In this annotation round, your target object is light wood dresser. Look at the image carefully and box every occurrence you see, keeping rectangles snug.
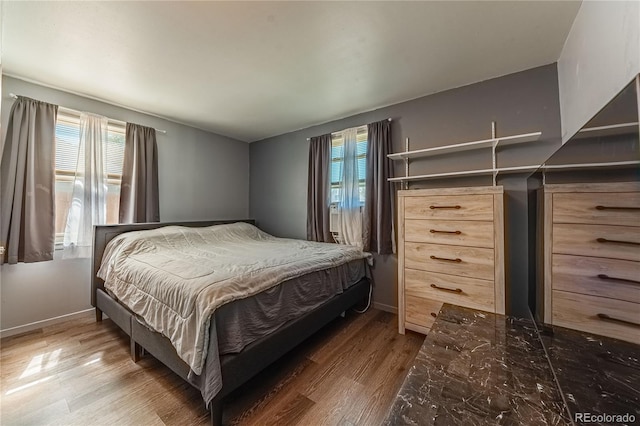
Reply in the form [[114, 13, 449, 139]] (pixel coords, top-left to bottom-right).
[[543, 182, 640, 344], [397, 186, 506, 335]]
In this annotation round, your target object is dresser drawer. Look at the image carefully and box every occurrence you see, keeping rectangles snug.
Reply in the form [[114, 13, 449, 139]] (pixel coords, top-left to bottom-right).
[[553, 192, 640, 227], [552, 223, 640, 262], [405, 242, 494, 281], [405, 268, 495, 312], [404, 219, 494, 248], [405, 294, 443, 333], [404, 194, 494, 221], [552, 254, 640, 303], [552, 291, 640, 344]]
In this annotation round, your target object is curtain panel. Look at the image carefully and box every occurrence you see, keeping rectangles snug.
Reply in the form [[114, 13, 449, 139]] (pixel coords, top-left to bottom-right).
[[0, 97, 58, 264], [306, 133, 333, 242], [364, 119, 395, 254], [63, 113, 109, 258], [337, 127, 363, 248], [119, 123, 159, 223]]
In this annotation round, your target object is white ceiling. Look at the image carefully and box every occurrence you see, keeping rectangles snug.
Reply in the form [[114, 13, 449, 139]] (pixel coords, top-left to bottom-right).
[[2, 1, 581, 142]]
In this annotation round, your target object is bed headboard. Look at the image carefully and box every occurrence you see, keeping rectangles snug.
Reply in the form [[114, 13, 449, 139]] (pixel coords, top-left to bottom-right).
[[91, 219, 256, 307]]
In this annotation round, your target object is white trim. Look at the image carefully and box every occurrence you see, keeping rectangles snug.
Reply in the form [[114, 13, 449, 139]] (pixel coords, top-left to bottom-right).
[[373, 301, 397, 314], [0, 308, 94, 339]]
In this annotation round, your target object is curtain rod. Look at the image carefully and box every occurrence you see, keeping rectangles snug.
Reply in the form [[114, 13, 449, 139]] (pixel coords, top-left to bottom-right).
[[9, 93, 167, 134], [306, 118, 392, 141]]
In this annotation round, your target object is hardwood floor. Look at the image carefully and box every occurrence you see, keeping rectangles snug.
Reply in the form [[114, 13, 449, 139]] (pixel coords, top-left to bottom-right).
[[1, 309, 423, 425]]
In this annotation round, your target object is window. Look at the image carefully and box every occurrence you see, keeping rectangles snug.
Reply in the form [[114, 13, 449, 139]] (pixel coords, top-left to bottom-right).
[[330, 125, 368, 204], [54, 109, 125, 244]]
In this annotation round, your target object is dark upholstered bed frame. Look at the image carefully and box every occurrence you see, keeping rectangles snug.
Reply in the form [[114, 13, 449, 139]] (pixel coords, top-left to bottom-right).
[[91, 220, 370, 425]]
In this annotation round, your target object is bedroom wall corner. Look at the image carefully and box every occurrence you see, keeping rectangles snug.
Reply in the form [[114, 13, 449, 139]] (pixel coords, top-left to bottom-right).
[[0, 76, 250, 334], [249, 64, 563, 317]]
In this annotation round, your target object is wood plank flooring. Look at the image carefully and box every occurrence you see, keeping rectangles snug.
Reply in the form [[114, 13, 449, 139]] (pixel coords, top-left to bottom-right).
[[1, 309, 424, 425]]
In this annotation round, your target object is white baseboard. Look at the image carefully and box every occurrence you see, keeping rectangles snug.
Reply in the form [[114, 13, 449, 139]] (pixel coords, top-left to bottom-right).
[[0, 308, 94, 339], [373, 301, 398, 314]]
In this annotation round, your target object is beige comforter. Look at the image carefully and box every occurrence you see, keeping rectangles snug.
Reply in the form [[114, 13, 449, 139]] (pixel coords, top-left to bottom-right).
[[97, 222, 369, 375]]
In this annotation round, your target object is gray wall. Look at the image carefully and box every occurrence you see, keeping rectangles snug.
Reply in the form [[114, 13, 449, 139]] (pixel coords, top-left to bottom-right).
[[0, 76, 250, 333], [250, 64, 563, 317]]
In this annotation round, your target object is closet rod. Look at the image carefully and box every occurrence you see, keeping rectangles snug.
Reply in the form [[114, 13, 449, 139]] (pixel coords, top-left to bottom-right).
[[9, 93, 167, 134], [306, 118, 392, 141]]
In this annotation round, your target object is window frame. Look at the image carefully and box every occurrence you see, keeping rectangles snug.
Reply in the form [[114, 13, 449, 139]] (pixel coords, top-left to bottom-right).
[[54, 108, 126, 246], [330, 125, 368, 205]]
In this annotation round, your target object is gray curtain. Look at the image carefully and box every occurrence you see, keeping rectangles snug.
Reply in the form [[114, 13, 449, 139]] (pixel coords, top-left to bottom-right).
[[119, 123, 159, 223], [306, 133, 333, 242], [0, 97, 58, 264], [364, 119, 395, 254]]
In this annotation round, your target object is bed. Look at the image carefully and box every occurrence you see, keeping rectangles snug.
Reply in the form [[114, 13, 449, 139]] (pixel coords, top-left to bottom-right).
[[91, 219, 371, 425]]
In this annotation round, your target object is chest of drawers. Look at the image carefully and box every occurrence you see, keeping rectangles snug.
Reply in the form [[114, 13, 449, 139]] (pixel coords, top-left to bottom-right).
[[543, 182, 640, 344], [397, 186, 505, 335]]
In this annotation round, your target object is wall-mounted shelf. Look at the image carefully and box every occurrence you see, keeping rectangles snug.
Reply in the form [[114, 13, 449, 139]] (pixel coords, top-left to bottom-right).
[[388, 168, 494, 182], [388, 164, 542, 183], [496, 165, 541, 174], [387, 131, 541, 161], [540, 160, 640, 185], [387, 122, 542, 186], [573, 122, 639, 140], [542, 160, 640, 172]]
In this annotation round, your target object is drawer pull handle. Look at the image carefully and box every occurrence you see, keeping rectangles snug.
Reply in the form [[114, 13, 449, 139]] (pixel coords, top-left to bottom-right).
[[596, 237, 640, 246], [430, 312, 438, 318], [595, 205, 640, 211], [430, 255, 462, 263], [596, 313, 640, 328], [430, 283, 463, 293], [430, 229, 462, 235], [430, 205, 461, 210], [597, 274, 640, 285]]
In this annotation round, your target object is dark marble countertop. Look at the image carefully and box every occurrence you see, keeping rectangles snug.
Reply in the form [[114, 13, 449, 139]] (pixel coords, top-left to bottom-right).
[[539, 325, 640, 424], [385, 305, 570, 425]]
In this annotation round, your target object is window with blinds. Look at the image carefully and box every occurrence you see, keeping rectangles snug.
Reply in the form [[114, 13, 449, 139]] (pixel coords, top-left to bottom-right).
[[330, 125, 367, 204], [54, 109, 126, 242]]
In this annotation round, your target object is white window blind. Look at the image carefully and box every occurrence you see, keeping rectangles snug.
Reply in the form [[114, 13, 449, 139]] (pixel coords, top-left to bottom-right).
[[55, 109, 126, 177], [330, 125, 367, 203]]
